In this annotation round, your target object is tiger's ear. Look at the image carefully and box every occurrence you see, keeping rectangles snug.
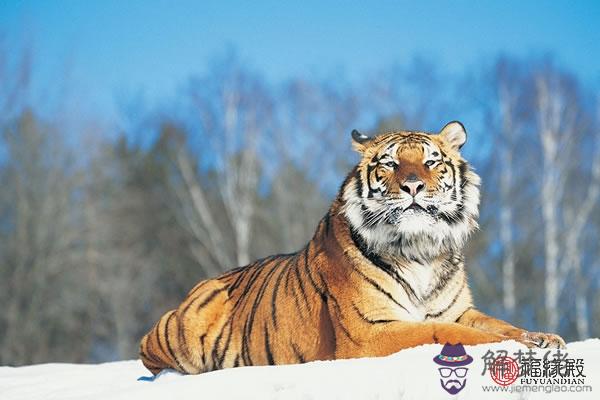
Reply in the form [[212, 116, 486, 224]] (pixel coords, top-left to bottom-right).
[[351, 129, 371, 153], [439, 121, 467, 150]]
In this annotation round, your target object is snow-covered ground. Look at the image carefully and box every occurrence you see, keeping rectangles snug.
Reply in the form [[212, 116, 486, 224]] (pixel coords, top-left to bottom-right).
[[1, 339, 598, 400]]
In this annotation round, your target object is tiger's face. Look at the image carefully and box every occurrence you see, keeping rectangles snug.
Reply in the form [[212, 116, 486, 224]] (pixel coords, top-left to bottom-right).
[[342, 122, 480, 260]]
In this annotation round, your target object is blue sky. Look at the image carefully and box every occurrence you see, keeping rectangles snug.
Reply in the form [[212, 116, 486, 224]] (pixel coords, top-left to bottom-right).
[[1, 0, 600, 124]]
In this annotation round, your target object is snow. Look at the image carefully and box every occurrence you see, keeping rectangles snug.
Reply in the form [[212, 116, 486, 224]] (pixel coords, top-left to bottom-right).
[[1, 339, 598, 400]]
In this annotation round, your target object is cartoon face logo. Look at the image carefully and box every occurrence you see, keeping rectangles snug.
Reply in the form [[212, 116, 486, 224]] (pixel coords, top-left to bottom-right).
[[433, 343, 473, 395]]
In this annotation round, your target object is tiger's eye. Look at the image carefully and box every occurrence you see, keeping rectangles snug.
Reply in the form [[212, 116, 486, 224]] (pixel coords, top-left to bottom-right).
[[424, 160, 435, 167], [385, 161, 396, 168]]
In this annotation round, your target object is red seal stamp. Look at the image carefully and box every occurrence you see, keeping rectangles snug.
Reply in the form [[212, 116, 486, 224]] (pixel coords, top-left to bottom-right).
[[489, 356, 519, 386]]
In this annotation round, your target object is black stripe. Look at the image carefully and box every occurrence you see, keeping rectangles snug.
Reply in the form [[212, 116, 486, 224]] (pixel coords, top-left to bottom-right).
[[422, 257, 461, 301], [246, 261, 281, 336], [219, 265, 247, 279], [302, 245, 325, 297], [366, 162, 379, 198], [218, 322, 234, 367], [241, 318, 253, 365], [230, 268, 261, 309], [354, 169, 363, 198], [438, 210, 463, 225], [186, 280, 209, 297], [291, 343, 306, 363], [140, 347, 164, 365], [317, 271, 330, 295], [456, 306, 475, 323], [398, 134, 430, 144], [294, 254, 310, 309], [264, 323, 275, 365], [328, 294, 359, 344], [271, 258, 292, 328], [211, 320, 229, 369], [228, 267, 251, 293], [195, 287, 227, 312], [323, 211, 332, 236], [176, 315, 190, 363], [350, 228, 418, 300], [241, 261, 281, 364], [352, 303, 396, 324], [424, 280, 466, 319], [458, 161, 470, 213], [231, 258, 272, 310], [458, 161, 468, 187], [199, 334, 207, 366], [284, 263, 292, 294], [450, 161, 458, 201], [288, 274, 305, 318], [140, 352, 162, 368], [350, 264, 409, 313], [164, 312, 185, 372], [360, 205, 384, 229], [154, 318, 167, 358]]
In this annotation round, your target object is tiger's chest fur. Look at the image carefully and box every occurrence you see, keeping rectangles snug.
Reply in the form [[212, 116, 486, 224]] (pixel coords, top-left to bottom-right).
[[347, 226, 472, 325], [373, 258, 471, 323]]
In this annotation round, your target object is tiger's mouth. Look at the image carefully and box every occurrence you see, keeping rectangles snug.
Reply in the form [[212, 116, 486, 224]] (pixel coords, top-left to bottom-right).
[[385, 202, 439, 224], [405, 202, 427, 212], [404, 202, 438, 215]]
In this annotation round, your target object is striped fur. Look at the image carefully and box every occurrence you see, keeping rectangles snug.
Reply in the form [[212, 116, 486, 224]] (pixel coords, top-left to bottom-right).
[[140, 122, 565, 375]]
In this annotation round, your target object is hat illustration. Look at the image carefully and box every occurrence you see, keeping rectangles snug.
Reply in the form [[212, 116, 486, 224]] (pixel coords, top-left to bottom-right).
[[433, 343, 473, 367]]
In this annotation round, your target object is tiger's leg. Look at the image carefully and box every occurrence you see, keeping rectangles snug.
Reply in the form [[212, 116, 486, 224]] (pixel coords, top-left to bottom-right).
[[335, 321, 506, 359], [457, 308, 566, 349], [139, 279, 231, 375]]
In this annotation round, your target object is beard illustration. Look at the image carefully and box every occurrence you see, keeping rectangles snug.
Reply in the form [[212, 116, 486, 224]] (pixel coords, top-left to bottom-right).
[[440, 378, 467, 395]]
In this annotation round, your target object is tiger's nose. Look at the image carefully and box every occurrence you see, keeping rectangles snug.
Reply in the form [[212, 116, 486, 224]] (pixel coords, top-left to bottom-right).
[[401, 176, 424, 196]]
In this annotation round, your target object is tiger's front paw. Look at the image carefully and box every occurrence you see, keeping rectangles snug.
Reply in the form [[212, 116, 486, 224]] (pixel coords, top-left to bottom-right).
[[518, 331, 566, 349]]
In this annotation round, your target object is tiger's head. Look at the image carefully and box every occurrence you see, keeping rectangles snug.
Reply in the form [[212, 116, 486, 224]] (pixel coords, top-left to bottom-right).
[[342, 121, 480, 261]]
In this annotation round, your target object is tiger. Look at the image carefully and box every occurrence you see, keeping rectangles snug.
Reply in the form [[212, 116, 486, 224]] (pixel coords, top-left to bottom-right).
[[140, 121, 565, 375]]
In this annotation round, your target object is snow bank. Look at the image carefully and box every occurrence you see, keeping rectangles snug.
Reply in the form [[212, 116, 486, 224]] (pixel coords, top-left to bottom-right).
[[1, 339, 598, 400]]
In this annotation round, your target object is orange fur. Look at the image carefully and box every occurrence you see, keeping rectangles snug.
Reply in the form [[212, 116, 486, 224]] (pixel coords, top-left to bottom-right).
[[140, 123, 564, 375]]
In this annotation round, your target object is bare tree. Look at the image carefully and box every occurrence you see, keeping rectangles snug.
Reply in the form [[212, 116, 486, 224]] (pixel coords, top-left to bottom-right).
[[495, 60, 519, 318], [536, 70, 570, 333], [164, 57, 272, 273], [558, 103, 600, 339], [171, 135, 236, 276], [534, 65, 596, 336]]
